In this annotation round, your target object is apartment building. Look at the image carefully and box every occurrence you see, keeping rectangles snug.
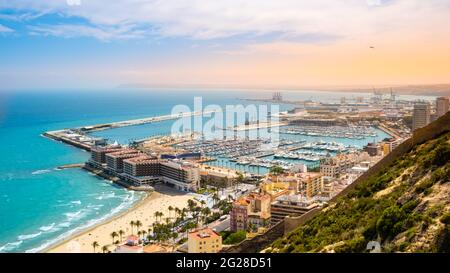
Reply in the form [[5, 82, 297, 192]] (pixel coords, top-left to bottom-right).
[[436, 97, 449, 118], [230, 192, 271, 232], [188, 228, 222, 253], [412, 102, 431, 131], [270, 195, 319, 225]]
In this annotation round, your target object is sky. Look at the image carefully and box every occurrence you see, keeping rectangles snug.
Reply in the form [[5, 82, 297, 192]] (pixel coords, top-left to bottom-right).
[[1, 0, 450, 90]]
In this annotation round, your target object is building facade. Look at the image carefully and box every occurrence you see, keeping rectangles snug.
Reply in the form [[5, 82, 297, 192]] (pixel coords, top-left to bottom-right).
[[160, 161, 200, 191], [188, 228, 222, 253], [105, 149, 141, 173], [436, 97, 449, 118], [230, 192, 271, 232], [412, 102, 431, 131], [270, 195, 319, 225]]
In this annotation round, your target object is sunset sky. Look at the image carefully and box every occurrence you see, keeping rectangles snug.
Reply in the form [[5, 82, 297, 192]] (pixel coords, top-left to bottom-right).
[[1, 0, 450, 90]]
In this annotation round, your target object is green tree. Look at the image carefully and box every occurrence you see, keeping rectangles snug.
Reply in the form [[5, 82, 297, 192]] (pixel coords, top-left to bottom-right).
[[101, 245, 108, 253], [110, 231, 118, 244], [269, 165, 284, 175], [223, 231, 247, 245], [129, 220, 135, 235], [118, 229, 125, 242], [135, 220, 143, 233], [91, 241, 99, 253]]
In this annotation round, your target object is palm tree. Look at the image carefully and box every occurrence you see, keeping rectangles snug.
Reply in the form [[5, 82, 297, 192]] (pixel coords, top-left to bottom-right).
[[129, 220, 135, 235], [137, 231, 142, 241], [135, 220, 143, 232], [185, 221, 197, 238], [228, 194, 234, 202], [91, 241, 99, 253], [118, 229, 125, 242], [174, 207, 181, 219], [181, 208, 188, 220], [141, 230, 147, 241], [187, 199, 196, 213], [154, 211, 159, 222], [235, 172, 244, 191], [168, 206, 174, 219], [110, 231, 118, 244], [212, 193, 219, 207], [101, 245, 108, 253], [193, 206, 202, 225], [201, 207, 211, 224]]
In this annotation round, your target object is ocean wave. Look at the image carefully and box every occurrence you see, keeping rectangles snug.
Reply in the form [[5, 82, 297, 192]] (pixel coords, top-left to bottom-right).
[[87, 204, 104, 211], [64, 210, 86, 221], [70, 200, 82, 205], [95, 192, 116, 200], [58, 222, 71, 228], [31, 169, 51, 175], [18, 232, 42, 241], [39, 223, 57, 232], [25, 191, 143, 253], [0, 241, 23, 253]]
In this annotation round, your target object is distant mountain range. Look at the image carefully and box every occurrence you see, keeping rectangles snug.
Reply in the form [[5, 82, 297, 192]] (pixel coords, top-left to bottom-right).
[[118, 83, 450, 97]]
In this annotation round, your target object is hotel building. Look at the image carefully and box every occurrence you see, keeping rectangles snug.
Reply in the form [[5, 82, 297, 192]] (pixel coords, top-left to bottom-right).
[[160, 161, 200, 192], [105, 149, 141, 173], [88, 145, 122, 167], [188, 228, 222, 253], [87, 147, 202, 192], [122, 155, 161, 185], [123, 156, 160, 177]]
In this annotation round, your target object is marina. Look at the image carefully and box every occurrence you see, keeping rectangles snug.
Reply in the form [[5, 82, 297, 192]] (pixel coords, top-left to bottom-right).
[[280, 125, 379, 139]]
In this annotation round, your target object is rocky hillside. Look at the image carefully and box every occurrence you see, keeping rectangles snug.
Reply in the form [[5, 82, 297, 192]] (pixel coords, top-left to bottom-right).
[[269, 131, 450, 253]]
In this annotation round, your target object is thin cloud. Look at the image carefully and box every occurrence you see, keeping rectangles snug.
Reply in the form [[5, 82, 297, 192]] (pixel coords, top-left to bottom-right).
[[27, 23, 149, 41], [0, 0, 449, 42], [0, 24, 14, 33]]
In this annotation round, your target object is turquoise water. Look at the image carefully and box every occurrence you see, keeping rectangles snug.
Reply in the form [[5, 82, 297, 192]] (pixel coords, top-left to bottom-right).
[[0, 89, 419, 252]]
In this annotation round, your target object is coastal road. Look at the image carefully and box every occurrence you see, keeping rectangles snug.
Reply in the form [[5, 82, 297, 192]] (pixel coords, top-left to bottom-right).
[[209, 216, 230, 233]]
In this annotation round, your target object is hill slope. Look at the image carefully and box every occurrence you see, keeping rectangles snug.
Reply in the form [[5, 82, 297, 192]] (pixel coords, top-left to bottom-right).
[[269, 131, 450, 253]]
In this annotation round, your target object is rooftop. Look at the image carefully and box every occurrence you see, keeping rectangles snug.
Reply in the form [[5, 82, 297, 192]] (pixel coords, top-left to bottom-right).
[[188, 228, 221, 240], [123, 155, 158, 164]]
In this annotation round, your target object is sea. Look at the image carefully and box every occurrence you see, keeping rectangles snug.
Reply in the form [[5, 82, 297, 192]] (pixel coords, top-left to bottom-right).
[[0, 89, 435, 252]]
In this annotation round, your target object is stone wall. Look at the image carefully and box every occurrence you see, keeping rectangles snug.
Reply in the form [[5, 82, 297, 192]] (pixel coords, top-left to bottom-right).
[[222, 220, 285, 253]]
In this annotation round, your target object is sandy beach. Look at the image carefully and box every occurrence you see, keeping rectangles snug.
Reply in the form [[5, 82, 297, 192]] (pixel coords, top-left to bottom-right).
[[45, 185, 194, 253]]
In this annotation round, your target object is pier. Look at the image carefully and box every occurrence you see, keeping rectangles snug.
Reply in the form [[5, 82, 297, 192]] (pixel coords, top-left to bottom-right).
[[43, 110, 217, 152], [56, 163, 85, 170], [77, 110, 217, 133]]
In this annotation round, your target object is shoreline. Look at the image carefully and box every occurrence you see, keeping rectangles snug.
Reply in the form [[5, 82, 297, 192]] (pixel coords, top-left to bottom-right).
[[44, 185, 193, 253], [40, 191, 150, 253]]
